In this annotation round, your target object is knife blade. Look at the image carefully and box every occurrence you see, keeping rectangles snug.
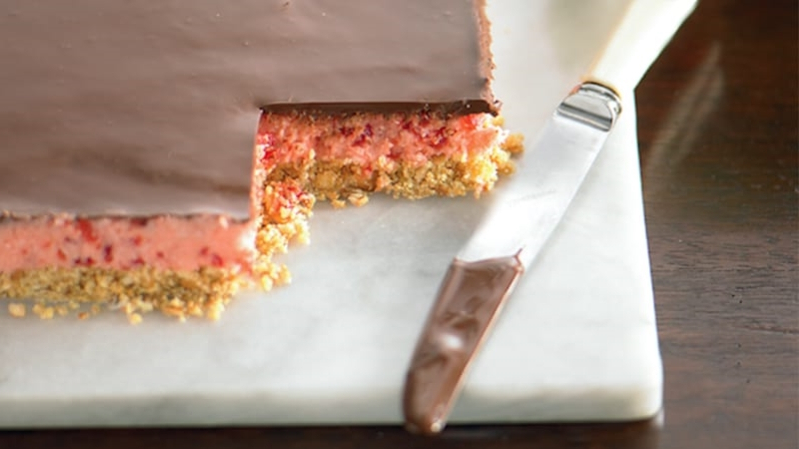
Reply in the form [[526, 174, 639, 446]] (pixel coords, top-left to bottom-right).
[[403, 0, 698, 434]]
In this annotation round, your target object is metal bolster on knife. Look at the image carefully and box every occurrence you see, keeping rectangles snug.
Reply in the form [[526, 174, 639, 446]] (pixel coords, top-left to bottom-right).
[[558, 83, 622, 132]]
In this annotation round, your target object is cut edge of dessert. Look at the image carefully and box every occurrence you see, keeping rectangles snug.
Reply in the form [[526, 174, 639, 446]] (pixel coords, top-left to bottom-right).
[[1, 109, 523, 323], [0, 0, 525, 323]]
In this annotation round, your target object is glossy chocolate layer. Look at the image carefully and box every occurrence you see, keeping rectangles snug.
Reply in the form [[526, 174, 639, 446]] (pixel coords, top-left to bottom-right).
[[0, 0, 495, 219], [403, 255, 523, 434]]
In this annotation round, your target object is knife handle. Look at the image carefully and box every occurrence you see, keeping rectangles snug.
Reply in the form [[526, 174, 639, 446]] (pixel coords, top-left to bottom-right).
[[584, 0, 698, 96], [403, 256, 524, 434]]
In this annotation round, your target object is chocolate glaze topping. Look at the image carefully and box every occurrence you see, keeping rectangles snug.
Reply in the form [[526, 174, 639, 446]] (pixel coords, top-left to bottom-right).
[[0, 0, 496, 219], [403, 255, 523, 434]]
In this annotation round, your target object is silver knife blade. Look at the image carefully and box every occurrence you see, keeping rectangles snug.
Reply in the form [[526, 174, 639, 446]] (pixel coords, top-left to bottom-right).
[[402, 82, 622, 435], [459, 83, 622, 269]]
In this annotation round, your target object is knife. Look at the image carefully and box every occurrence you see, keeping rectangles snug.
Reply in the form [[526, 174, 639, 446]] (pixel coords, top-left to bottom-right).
[[403, 0, 697, 434]]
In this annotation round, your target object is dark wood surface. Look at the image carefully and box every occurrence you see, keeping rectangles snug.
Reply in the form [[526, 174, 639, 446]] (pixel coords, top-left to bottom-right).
[[3, 1, 797, 448]]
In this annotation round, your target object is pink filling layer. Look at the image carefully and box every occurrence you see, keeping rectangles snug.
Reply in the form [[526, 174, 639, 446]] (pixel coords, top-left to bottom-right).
[[0, 215, 255, 272], [257, 112, 503, 171]]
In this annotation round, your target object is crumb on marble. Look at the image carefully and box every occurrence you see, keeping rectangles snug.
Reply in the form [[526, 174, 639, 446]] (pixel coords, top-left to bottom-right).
[[8, 302, 25, 318], [502, 132, 525, 155], [32, 303, 55, 320], [347, 191, 369, 207]]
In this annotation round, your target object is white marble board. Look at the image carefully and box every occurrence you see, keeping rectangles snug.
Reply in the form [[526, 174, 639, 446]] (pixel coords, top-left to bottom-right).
[[0, 0, 667, 427]]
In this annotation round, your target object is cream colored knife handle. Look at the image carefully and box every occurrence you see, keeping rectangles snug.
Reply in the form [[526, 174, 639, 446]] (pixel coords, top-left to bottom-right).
[[403, 256, 523, 435], [585, 0, 698, 96]]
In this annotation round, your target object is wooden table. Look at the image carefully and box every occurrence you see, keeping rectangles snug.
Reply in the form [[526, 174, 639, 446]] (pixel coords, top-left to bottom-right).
[[4, 1, 796, 447]]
